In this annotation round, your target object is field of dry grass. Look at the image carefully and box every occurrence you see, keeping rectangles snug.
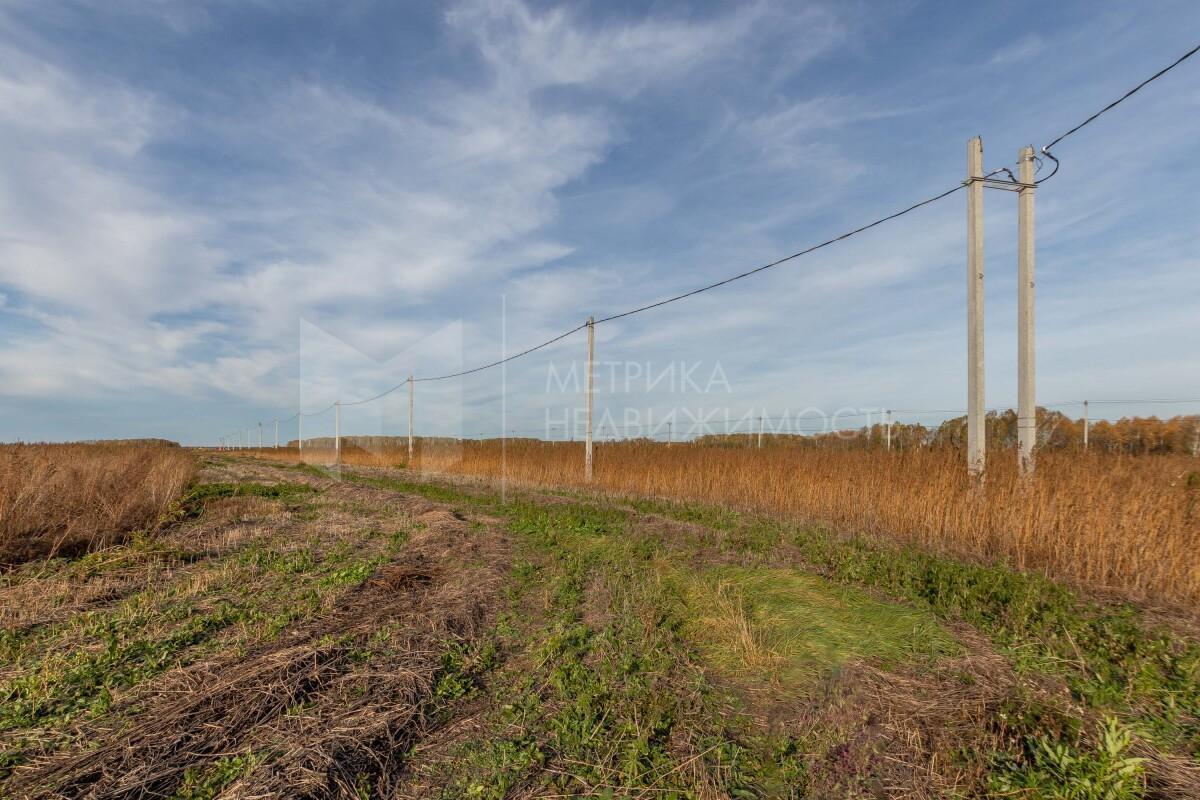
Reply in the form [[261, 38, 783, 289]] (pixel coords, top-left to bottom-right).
[[0, 442, 195, 566], [4, 453, 1196, 796], [243, 439, 1200, 608]]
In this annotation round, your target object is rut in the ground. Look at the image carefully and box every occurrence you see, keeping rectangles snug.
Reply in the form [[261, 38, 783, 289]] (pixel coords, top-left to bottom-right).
[[10, 489, 509, 800]]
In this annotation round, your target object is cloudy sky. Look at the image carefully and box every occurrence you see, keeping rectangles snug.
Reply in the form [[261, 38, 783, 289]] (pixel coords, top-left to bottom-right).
[[0, 1, 1197, 444]]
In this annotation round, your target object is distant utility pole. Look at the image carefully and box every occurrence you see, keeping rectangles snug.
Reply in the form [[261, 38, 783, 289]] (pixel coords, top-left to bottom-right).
[[966, 136, 986, 480], [757, 415, 764, 449], [258, 421, 263, 449], [274, 419, 279, 448], [885, 409, 892, 452], [1017, 145, 1037, 477], [334, 401, 341, 465], [666, 420, 672, 447], [407, 373, 414, 466], [1083, 400, 1090, 451], [585, 316, 595, 481]]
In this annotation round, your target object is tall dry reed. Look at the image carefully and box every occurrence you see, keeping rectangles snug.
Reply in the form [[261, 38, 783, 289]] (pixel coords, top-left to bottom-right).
[[243, 440, 1200, 607], [0, 442, 195, 565]]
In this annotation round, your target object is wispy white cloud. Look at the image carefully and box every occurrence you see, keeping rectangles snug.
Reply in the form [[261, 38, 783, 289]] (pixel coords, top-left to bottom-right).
[[1, 1, 1197, 442], [444, 0, 760, 97], [988, 34, 1045, 66], [0, 0, 801, 418], [738, 95, 913, 175]]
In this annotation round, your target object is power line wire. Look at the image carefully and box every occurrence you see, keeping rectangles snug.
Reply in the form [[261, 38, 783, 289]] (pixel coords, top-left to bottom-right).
[[595, 184, 967, 324], [1038, 40, 1200, 183], [342, 382, 407, 407], [238, 43, 1200, 437], [398, 42, 1200, 379], [1044, 40, 1200, 152], [300, 401, 337, 418], [413, 322, 589, 383], [279, 177, 976, 412], [1083, 398, 1200, 405]]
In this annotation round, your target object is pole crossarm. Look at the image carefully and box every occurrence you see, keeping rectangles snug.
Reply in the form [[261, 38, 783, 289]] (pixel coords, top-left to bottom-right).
[[963, 177, 1036, 192]]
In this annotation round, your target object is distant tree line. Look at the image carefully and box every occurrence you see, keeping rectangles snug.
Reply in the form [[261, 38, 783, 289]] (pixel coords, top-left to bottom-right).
[[697, 410, 1200, 455]]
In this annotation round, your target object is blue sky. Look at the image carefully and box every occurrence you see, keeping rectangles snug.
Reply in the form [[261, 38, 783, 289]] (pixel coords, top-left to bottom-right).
[[0, 1, 1197, 444]]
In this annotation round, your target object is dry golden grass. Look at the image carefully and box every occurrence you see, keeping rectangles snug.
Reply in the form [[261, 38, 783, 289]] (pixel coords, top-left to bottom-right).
[[241, 439, 1200, 608], [0, 442, 195, 565]]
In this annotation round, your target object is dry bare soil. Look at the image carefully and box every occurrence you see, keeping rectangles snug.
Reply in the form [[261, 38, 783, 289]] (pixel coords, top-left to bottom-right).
[[2, 455, 1198, 798]]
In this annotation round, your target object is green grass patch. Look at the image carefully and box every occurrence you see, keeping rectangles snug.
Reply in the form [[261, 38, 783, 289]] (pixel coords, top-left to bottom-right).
[[767, 527, 1200, 753], [989, 717, 1147, 799], [0, 516, 407, 768], [422, 495, 807, 798], [342, 472, 472, 508], [616, 492, 1200, 755], [181, 481, 317, 517], [679, 566, 956, 689], [170, 751, 262, 800], [0, 603, 246, 732]]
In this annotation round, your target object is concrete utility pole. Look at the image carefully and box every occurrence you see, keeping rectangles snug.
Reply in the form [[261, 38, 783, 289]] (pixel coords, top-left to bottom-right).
[[1083, 400, 1089, 450], [334, 401, 341, 465], [274, 420, 279, 448], [966, 136, 986, 479], [757, 415, 764, 449], [407, 373, 414, 466], [1017, 146, 1037, 476], [885, 409, 892, 452], [666, 420, 672, 447], [585, 316, 595, 481]]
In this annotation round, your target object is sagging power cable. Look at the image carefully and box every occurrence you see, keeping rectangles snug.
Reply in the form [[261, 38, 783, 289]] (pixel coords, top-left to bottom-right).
[[1038, 40, 1200, 183], [255, 41, 1200, 422]]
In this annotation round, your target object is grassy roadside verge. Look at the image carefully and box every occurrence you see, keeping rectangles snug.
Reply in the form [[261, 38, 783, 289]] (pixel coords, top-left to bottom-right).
[[341, 466, 1193, 797], [0, 479, 409, 780], [622, 497, 1200, 752], [396, 490, 812, 797]]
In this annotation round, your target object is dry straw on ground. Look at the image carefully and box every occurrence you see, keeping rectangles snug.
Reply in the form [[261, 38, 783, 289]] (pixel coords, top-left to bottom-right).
[[0, 442, 195, 566], [246, 440, 1200, 608], [8, 480, 508, 799]]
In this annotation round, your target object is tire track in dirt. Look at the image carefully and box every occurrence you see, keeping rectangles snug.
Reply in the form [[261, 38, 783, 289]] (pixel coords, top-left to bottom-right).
[[8, 459, 510, 800]]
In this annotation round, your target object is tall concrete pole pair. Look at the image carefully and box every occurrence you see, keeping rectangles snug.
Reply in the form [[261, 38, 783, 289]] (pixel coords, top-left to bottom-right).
[[966, 137, 1037, 478]]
